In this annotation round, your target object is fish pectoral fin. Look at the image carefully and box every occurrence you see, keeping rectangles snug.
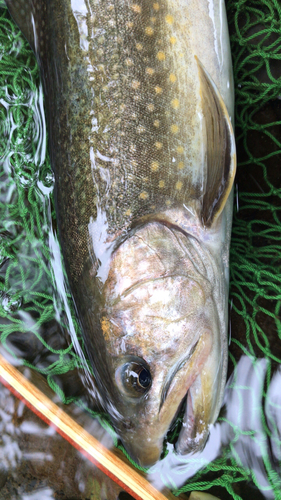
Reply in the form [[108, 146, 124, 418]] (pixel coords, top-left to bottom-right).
[[5, 0, 44, 54], [197, 58, 236, 227]]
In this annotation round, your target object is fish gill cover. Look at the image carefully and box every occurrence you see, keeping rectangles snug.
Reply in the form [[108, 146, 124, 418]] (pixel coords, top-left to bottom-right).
[[0, 0, 281, 499]]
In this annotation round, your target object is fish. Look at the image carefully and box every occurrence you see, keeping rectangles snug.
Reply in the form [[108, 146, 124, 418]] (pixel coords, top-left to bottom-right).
[[4, 0, 236, 467]]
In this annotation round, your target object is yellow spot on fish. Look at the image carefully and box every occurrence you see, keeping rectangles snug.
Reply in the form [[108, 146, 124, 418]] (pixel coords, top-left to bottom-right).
[[151, 17, 156, 23], [146, 67, 155, 75], [153, 3, 160, 11], [170, 36, 176, 44], [108, 4, 114, 10], [131, 4, 141, 13], [169, 73, 177, 83], [137, 125, 145, 133], [165, 14, 174, 24], [179, 52, 184, 58], [132, 80, 140, 89], [155, 142, 162, 149], [171, 124, 179, 134], [136, 43, 143, 51], [151, 161, 159, 171], [147, 103, 155, 112], [154, 120, 160, 127], [159, 180, 165, 188], [157, 51, 165, 61], [115, 118, 121, 125], [166, 199, 171, 206], [126, 58, 133, 66], [155, 86, 162, 94], [145, 26, 154, 35], [171, 98, 179, 109], [177, 146, 184, 154], [139, 191, 148, 200], [126, 21, 134, 28], [178, 161, 184, 169], [101, 317, 111, 342], [125, 209, 132, 216], [176, 181, 183, 190]]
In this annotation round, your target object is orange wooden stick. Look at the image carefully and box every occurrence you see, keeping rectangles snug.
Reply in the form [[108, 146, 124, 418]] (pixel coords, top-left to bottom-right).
[[0, 353, 175, 500]]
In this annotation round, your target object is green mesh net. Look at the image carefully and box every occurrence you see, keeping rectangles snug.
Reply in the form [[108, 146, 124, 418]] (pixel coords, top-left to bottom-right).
[[0, 1, 281, 499]]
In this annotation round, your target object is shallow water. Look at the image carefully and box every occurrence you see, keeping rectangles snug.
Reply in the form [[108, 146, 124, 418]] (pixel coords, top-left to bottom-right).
[[0, 2, 281, 499]]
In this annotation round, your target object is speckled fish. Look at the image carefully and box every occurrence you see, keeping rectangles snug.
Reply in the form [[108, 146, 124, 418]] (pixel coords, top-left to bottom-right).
[[5, 0, 236, 466]]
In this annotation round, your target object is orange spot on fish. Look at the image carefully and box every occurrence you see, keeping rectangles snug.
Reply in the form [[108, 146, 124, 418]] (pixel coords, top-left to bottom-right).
[[171, 98, 179, 109], [165, 14, 174, 24], [131, 4, 141, 13], [171, 124, 179, 134], [157, 51, 165, 61], [145, 26, 154, 35], [139, 191, 149, 200], [155, 86, 162, 94], [132, 80, 140, 89], [151, 161, 159, 171]]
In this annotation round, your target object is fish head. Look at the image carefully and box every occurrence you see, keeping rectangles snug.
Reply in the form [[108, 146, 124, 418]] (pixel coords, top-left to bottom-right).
[[100, 222, 226, 467]]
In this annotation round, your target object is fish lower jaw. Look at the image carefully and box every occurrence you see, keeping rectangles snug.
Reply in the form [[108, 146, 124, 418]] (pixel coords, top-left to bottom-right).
[[174, 388, 210, 456]]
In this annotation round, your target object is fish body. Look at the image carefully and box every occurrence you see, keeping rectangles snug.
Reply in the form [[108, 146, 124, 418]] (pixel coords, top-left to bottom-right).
[[5, 0, 236, 466]]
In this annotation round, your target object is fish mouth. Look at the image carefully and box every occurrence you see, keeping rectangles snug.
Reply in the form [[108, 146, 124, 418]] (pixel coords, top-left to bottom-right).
[[174, 347, 225, 455], [166, 386, 210, 456], [166, 392, 188, 446], [174, 387, 209, 455]]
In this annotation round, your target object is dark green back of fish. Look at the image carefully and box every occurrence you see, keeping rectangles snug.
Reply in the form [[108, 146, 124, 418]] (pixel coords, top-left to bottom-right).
[[7, 0, 202, 277]]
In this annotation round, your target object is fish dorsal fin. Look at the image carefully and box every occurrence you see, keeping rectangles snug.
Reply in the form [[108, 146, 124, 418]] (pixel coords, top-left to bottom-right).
[[4, 0, 44, 54], [197, 58, 236, 227]]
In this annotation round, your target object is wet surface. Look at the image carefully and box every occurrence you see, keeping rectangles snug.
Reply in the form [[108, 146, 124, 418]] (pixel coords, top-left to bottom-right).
[[0, 368, 126, 500], [0, 0, 281, 499]]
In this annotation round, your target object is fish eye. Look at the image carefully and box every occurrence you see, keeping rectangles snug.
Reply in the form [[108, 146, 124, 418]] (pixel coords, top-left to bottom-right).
[[116, 360, 152, 398]]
